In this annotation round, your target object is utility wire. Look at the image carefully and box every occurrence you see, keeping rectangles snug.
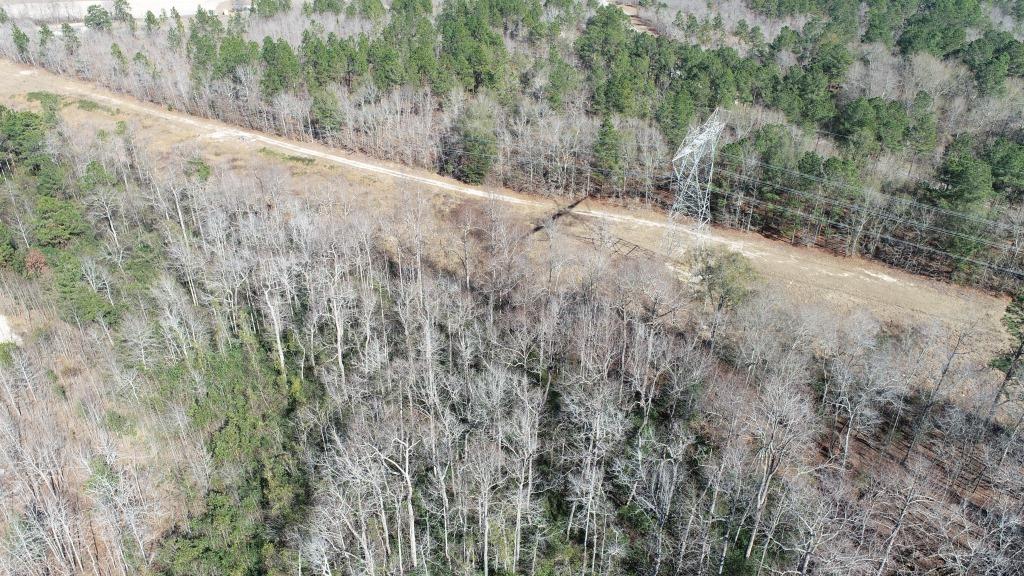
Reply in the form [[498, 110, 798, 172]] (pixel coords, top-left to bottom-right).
[[715, 167, 1020, 254], [388, 137, 1024, 257], [559, 201, 1009, 338], [714, 149, 1024, 235], [386, 130, 1024, 244], [353, 136, 1024, 272], [713, 188, 1024, 280]]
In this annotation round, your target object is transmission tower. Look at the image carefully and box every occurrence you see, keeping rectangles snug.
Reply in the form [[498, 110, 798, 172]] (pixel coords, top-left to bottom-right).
[[669, 109, 725, 246]]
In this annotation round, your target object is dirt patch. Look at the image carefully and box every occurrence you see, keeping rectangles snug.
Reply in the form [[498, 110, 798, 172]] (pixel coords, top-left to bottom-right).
[[612, 2, 661, 35], [0, 313, 20, 345]]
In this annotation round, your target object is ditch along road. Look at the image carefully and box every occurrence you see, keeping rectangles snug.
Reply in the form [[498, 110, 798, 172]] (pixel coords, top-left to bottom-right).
[[0, 60, 1010, 354]]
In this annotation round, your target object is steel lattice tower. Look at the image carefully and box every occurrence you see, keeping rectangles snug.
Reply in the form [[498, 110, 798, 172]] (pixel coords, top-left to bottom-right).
[[669, 110, 725, 246]]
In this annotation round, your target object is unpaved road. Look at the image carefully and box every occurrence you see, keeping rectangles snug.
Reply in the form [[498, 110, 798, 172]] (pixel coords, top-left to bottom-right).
[[0, 60, 1010, 349]]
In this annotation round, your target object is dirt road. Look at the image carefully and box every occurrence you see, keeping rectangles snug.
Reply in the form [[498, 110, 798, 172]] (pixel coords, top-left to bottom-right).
[[0, 60, 1010, 350]]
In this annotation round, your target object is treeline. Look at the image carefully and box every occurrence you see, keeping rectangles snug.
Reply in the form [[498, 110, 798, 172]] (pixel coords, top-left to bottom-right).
[[751, 0, 1024, 94], [1, 0, 1022, 289]]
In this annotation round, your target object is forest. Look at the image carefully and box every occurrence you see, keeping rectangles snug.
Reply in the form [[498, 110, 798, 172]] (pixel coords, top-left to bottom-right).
[[0, 0, 1023, 288], [1, 1, 1024, 575], [0, 80, 1023, 575]]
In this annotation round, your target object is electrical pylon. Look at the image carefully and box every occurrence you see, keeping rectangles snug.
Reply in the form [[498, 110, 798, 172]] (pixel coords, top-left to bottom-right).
[[668, 109, 725, 249]]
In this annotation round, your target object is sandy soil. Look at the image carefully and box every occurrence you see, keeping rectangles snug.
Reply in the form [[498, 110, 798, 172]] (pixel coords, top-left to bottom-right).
[[0, 314, 20, 345], [611, 3, 659, 35], [0, 60, 1011, 356]]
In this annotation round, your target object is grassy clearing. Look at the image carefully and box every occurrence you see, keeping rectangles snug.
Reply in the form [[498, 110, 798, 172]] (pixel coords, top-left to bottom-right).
[[259, 146, 316, 166], [76, 98, 115, 114]]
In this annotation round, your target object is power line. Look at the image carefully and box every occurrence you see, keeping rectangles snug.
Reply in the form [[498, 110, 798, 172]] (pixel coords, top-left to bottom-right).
[[32, 10, 1023, 239], [397, 126, 1024, 243], [688, 101, 1022, 172], [714, 149, 1024, 235], [715, 167, 1019, 255], [63, 64, 1024, 283], [403, 136, 1024, 259], [481, 135, 1024, 253], [714, 188, 1024, 281], [344, 136, 1024, 272], [559, 201, 1008, 339]]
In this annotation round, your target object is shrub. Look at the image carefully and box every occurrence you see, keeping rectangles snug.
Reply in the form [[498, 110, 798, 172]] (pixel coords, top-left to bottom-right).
[[12, 25, 29, 59], [84, 5, 113, 31], [34, 196, 88, 247], [446, 103, 497, 185], [0, 223, 14, 267], [24, 248, 47, 276], [591, 116, 624, 191]]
